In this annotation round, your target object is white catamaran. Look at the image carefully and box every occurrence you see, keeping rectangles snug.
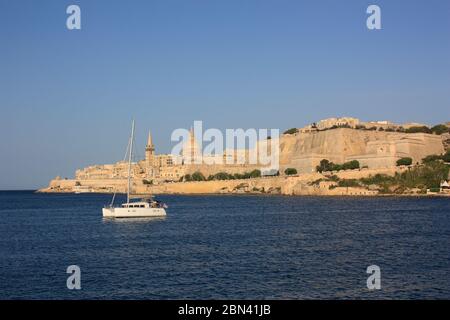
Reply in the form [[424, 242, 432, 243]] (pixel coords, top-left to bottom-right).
[[102, 120, 167, 218]]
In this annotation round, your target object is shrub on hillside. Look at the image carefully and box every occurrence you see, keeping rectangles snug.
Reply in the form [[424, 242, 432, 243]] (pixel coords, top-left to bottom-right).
[[422, 154, 442, 163], [399, 160, 449, 189], [342, 160, 360, 170], [359, 174, 395, 186], [443, 150, 450, 162], [283, 128, 299, 135], [316, 159, 359, 172], [284, 168, 298, 175], [337, 179, 360, 188], [405, 126, 432, 134], [191, 171, 206, 181], [249, 169, 262, 178], [316, 159, 331, 172], [396, 157, 413, 166], [213, 172, 233, 180], [430, 124, 449, 135], [182, 174, 192, 182], [341, 160, 450, 194]]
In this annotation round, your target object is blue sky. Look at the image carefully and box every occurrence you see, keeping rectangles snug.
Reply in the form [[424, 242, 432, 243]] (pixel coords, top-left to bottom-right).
[[1, 0, 449, 189]]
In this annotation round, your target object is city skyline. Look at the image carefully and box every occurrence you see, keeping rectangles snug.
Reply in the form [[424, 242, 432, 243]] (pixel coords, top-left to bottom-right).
[[1, 0, 450, 189]]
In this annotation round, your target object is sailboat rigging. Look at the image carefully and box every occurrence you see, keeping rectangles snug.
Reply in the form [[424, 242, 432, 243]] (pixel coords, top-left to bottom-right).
[[102, 120, 167, 218]]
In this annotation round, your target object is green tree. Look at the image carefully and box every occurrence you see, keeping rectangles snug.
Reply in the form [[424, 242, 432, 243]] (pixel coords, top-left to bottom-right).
[[317, 159, 359, 172], [430, 124, 449, 135], [284, 168, 298, 175], [443, 150, 450, 163], [233, 173, 244, 180], [242, 172, 251, 179], [342, 160, 360, 170], [338, 179, 360, 187], [418, 160, 449, 188], [405, 126, 432, 134], [283, 128, 299, 135], [360, 174, 395, 186], [422, 154, 442, 164], [191, 171, 206, 181], [396, 157, 413, 166], [330, 163, 342, 171], [214, 172, 232, 180], [316, 159, 331, 173], [249, 169, 262, 178]]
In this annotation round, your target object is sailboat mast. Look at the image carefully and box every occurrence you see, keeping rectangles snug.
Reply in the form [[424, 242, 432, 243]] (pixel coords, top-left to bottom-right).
[[127, 120, 135, 203]]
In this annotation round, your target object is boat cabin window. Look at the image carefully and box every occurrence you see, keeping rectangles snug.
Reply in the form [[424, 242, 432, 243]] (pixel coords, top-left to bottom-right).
[[124, 204, 146, 208], [122, 203, 148, 208]]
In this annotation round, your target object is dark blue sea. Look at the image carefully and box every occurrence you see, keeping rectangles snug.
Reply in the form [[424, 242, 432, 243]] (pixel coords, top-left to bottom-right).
[[0, 191, 449, 299]]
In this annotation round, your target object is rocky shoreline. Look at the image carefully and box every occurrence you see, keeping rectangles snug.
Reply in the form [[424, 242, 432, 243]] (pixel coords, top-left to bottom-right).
[[35, 189, 450, 197], [38, 166, 450, 197]]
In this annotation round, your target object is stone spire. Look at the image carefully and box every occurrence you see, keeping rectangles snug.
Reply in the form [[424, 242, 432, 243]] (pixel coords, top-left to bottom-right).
[[146, 131, 154, 149], [182, 127, 200, 164], [145, 130, 155, 164]]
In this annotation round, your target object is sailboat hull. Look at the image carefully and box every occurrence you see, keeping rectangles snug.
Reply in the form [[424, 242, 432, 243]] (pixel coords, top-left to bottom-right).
[[102, 207, 167, 218]]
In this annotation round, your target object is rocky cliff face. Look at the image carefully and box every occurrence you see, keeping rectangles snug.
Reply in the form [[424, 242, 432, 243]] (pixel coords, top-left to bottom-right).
[[39, 127, 447, 194], [442, 133, 450, 151], [278, 128, 444, 173]]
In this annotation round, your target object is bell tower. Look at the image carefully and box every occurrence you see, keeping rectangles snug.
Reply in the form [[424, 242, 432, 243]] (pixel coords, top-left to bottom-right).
[[182, 127, 200, 164], [145, 131, 155, 167]]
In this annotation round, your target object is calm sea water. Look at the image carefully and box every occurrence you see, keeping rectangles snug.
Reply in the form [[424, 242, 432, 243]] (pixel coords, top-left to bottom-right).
[[0, 191, 449, 299]]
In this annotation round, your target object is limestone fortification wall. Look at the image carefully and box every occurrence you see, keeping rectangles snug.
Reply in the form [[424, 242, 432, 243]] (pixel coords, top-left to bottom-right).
[[40, 126, 446, 195], [331, 166, 409, 180], [279, 129, 444, 173], [144, 173, 323, 195], [40, 166, 407, 196], [71, 128, 445, 182], [183, 164, 262, 177], [47, 178, 128, 193]]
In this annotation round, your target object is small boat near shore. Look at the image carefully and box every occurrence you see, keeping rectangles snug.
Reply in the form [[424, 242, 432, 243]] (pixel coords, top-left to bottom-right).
[[102, 120, 167, 218], [102, 198, 167, 218]]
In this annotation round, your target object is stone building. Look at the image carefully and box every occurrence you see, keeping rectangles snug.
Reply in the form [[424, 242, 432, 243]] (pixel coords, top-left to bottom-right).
[[50, 117, 446, 193], [316, 117, 360, 130], [75, 130, 185, 183], [74, 127, 264, 184]]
